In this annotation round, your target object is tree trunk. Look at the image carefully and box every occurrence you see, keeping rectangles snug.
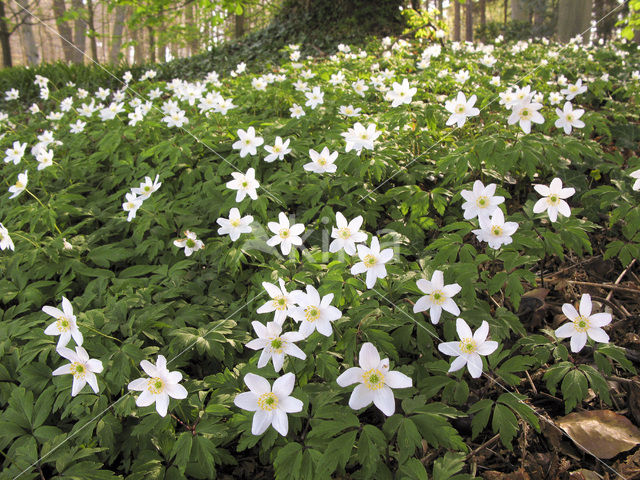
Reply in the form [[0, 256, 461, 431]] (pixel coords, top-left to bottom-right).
[[411, 0, 420, 9], [185, 2, 199, 54], [453, 0, 461, 41], [52, 0, 76, 62], [235, 12, 244, 38], [557, 0, 592, 43], [109, 5, 127, 63], [147, 25, 156, 62], [504, 0, 508, 23], [0, 1, 11, 67], [130, 26, 144, 64], [511, 0, 528, 21], [480, 0, 486, 27], [86, 0, 98, 61], [71, 0, 86, 64], [595, 0, 616, 40], [19, 9, 40, 65], [465, 0, 473, 41], [437, 0, 443, 19]]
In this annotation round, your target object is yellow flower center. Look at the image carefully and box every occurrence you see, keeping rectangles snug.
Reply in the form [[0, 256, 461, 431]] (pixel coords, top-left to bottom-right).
[[241, 181, 248, 188], [272, 295, 287, 310], [257, 392, 279, 411], [318, 157, 327, 166], [15, 181, 24, 189], [360, 134, 368, 140], [56, 316, 71, 332], [270, 337, 284, 353], [144, 186, 151, 192], [491, 226, 503, 237], [279, 228, 290, 239], [126, 202, 135, 209], [521, 109, 530, 118], [573, 315, 590, 332], [244, 139, 251, 145], [304, 306, 320, 322], [430, 290, 446, 305], [362, 368, 385, 390], [147, 377, 164, 394], [338, 227, 351, 239], [456, 104, 466, 113], [476, 196, 489, 208], [70, 362, 86, 379], [363, 254, 377, 268], [230, 219, 241, 227], [459, 338, 477, 354], [548, 194, 559, 205], [273, 146, 281, 152], [186, 238, 196, 248], [566, 114, 574, 122]]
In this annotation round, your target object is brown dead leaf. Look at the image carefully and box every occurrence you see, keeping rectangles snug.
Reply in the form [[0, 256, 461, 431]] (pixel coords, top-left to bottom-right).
[[482, 469, 530, 480], [557, 410, 640, 459], [569, 469, 603, 480]]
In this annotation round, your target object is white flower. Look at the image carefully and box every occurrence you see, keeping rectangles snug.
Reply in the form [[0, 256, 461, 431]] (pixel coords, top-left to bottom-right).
[[293, 80, 308, 92], [454, 69, 470, 83], [630, 169, 640, 191], [555, 293, 612, 352], [214, 97, 236, 115], [555, 102, 585, 134], [128, 355, 188, 417], [266, 212, 304, 255], [233, 127, 264, 158], [304, 86, 324, 109], [162, 109, 189, 128], [5, 88, 19, 100], [561, 79, 587, 101], [508, 101, 544, 134], [289, 285, 342, 338], [122, 192, 143, 222], [352, 79, 369, 97], [472, 209, 519, 250], [490, 76, 501, 86], [460, 180, 505, 223], [290, 103, 305, 118], [342, 122, 382, 155], [43, 296, 83, 348], [329, 212, 367, 255], [8, 170, 28, 199], [70, 120, 86, 133], [173, 230, 204, 256], [0, 222, 14, 251], [216, 208, 253, 241], [532, 178, 575, 222], [549, 92, 564, 105], [246, 321, 306, 371], [4, 141, 27, 164], [131, 174, 161, 200], [226, 168, 260, 202], [264, 137, 292, 163], [413, 270, 461, 324], [329, 71, 345, 86], [257, 279, 295, 325], [336, 342, 411, 416], [52, 346, 103, 396], [445, 92, 480, 128], [304, 147, 338, 173], [339, 105, 361, 117], [386, 79, 416, 107], [438, 318, 498, 378], [36, 149, 54, 170], [234, 372, 303, 436], [350, 237, 393, 289]]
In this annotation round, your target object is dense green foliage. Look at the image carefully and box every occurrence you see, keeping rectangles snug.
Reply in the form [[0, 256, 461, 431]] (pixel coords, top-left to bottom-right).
[[0, 33, 639, 479]]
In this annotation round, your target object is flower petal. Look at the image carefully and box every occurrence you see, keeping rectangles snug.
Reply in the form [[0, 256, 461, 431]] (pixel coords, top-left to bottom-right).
[[359, 342, 381, 370], [337, 367, 364, 387], [373, 386, 396, 416]]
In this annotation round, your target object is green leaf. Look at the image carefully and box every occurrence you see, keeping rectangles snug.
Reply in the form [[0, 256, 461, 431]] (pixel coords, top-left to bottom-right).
[[491, 403, 518, 449], [274, 442, 303, 480], [397, 417, 423, 464], [561, 369, 588, 414], [170, 432, 193, 474]]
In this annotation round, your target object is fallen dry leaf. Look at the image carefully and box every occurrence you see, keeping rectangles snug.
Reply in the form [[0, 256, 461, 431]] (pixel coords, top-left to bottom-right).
[[569, 469, 603, 480], [557, 410, 640, 459]]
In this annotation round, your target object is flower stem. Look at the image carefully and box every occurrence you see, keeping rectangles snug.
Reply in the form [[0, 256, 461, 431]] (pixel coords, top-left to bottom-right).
[[25, 188, 62, 235], [78, 322, 122, 343]]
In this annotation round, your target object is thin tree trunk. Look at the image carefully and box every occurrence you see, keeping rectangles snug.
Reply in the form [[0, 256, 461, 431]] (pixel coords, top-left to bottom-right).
[[185, 2, 199, 54], [86, 0, 98, 61], [71, 0, 86, 63], [437, 0, 443, 19], [465, 0, 473, 41], [52, 0, 76, 62], [108, 5, 127, 63], [480, 0, 486, 27], [0, 1, 11, 67], [147, 25, 156, 62], [235, 12, 244, 38], [19, 9, 40, 64], [504, 0, 508, 24], [453, 0, 461, 41]]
